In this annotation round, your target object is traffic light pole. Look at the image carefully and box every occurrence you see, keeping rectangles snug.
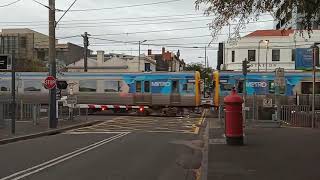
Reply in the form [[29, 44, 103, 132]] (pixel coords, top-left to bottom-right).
[[49, 0, 57, 128]]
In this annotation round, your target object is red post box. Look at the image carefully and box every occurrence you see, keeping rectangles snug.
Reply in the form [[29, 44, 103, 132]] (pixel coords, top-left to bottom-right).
[[224, 89, 244, 145]]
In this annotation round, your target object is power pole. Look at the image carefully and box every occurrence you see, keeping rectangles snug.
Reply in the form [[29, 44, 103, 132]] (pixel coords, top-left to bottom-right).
[[49, 0, 57, 128], [82, 32, 90, 72], [138, 41, 141, 72], [203, 46, 207, 98], [11, 51, 15, 134]]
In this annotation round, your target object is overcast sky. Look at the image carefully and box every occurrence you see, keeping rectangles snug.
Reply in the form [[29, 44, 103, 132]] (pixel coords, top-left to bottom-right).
[[0, 0, 274, 68]]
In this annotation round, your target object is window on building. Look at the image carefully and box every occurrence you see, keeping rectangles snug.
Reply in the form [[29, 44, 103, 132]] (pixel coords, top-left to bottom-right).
[[20, 37, 27, 48], [79, 80, 97, 92], [24, 80, 42, 92], [231, 51, 235, 62], [145, 63, 151, 72], [272, 49, 280, 61], [136, 81, 141, 93], [144, 81, 150, 93], [172, 80, 179, 93], [104, 81, 119, 92], [248, 50, 256, 61], [0, 80, 10, 91]]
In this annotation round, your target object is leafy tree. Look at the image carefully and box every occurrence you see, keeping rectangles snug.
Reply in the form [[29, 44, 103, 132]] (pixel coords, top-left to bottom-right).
[[185, 62, 213, 88], [195, 0, 320, 37]]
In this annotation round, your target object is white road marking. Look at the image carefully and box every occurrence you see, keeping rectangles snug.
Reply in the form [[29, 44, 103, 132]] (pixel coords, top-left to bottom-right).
[[0, 132, 129, 180], [65, 131, 131, 134]]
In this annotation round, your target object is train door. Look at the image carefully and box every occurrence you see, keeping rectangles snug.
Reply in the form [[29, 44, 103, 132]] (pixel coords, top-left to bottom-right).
[[170, 80, 181, 106], [134, 80, 152, 105]]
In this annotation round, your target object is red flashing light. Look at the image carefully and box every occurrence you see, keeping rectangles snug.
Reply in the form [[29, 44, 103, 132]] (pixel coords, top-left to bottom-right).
[[139, 107, 144, 112], [102, 107, 106, 111]]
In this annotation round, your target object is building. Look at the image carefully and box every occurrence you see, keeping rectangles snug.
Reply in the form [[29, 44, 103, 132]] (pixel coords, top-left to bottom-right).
[[147, 47, 185, 72], [0, 28, 87, 71], [35, 42, 90, 66], [67, 51, 156, 73], [274, 1, 319, 30], [222, 29, 320, 72]]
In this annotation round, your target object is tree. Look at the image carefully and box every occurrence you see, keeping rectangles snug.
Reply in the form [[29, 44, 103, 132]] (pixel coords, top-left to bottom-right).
[[195, 0, 320, 37], [185, 62, 213, 89]]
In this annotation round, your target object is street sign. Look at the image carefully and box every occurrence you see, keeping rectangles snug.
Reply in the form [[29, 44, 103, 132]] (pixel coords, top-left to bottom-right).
[[263, 98, 273, 107], [0, 55, 11, 70], [43, 76, 56, 89], [56, 89, 62, 100]]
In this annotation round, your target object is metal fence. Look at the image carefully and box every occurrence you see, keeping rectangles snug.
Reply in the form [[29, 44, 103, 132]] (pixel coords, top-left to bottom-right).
[[0, 101, 83, 129]]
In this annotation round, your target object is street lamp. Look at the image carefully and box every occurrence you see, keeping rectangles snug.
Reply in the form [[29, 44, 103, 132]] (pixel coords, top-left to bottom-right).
[[264, 40, 270, 72], [138, 40, 147, 72]]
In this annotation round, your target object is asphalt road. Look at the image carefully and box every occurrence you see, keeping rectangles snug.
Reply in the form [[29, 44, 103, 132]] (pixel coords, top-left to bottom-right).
[[0, 114, 204, 180]]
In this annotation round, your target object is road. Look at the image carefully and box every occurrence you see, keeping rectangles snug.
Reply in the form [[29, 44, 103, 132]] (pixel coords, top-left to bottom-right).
[[0, 113, 205, 180]]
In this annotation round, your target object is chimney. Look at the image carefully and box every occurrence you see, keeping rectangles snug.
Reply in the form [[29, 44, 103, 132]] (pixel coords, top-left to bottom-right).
[[97, 50, 105, 66], [162, 47, 165, 55], [148, 49, 152, 55]]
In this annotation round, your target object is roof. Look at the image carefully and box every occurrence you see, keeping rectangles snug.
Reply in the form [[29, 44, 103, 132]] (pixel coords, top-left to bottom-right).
[[245, 30, 294, 37]]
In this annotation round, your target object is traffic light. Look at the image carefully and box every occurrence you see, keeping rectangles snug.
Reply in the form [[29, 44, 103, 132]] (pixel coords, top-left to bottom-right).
[[57, 80, 68, 89], [242, 59, 251, 76]]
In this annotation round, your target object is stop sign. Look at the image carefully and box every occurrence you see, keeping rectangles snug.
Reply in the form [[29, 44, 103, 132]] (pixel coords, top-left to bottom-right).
[[44, 76, 57, 89]]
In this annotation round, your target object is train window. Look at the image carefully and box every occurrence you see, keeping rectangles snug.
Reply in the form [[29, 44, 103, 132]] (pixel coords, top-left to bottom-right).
[[172, 80, 179, 93], [24, 80, 41, 92], [301, 82, 320, 94], [183, 83, 194, 93], [269, 81, 275, 93], [136, 81, 142, 93], [221, 83, 233, 91], [144, 81, 150, 93], [79, 80, 97, 92], [0, 80, 10, 91], [237, 81, 244, 93], [104, 81, 120, 92]]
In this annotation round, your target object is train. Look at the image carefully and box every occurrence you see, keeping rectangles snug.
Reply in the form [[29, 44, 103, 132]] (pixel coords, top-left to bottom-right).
[[213, 71, 320, 107], [0, 71, 201, 115]]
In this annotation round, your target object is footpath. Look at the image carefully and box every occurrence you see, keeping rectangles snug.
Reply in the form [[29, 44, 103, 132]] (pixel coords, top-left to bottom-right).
[[207, 116, 320, 180], [0, 116, 103, 144]]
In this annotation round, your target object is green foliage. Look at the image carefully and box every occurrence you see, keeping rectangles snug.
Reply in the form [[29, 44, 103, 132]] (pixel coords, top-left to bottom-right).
[[185, 62, 213, 85], [195, 0, 320, 37]]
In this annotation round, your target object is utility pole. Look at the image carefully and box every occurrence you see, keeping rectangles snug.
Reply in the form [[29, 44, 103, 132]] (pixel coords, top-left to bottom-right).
[[82, 32, 90, 72], [242, 58, 251, 124], [49, 0, 57, 128], [11, 51, 15, 134], [312, 44, 319, 128], [204, 46, 207, 98], [138, 41, 141, 72]]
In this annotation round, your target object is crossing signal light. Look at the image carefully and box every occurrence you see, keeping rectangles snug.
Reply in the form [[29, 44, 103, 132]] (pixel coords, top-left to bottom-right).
[[242, 59, 251, 75], [57, 80, 68, 90]]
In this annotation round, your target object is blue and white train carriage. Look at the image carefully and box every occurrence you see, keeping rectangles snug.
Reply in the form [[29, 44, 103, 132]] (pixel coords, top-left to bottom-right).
[[0, 72, 201, 114]]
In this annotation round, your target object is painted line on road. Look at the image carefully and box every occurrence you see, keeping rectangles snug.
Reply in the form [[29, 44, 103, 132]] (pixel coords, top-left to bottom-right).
[[194, 110, 207, 134], [0, 132, 129, 180], [65, 131, 131, 134]]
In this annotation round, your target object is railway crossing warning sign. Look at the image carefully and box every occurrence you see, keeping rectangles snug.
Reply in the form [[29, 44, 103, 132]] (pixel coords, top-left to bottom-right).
[[43, 76, 56, 89]]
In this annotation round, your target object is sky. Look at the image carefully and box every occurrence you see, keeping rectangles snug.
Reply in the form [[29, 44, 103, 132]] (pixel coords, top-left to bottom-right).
[[0, 0, 275, 68]]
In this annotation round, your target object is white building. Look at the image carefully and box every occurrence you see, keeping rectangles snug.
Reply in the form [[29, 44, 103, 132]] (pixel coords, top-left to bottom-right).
[[67, 51, 156, 73], [223, 29, 320, 72]]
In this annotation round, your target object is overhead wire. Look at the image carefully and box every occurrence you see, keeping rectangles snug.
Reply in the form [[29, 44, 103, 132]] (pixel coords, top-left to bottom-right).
[[56, 0, 184, 12], [55, 0, 78, 27], [0, 0, 22, 7]]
